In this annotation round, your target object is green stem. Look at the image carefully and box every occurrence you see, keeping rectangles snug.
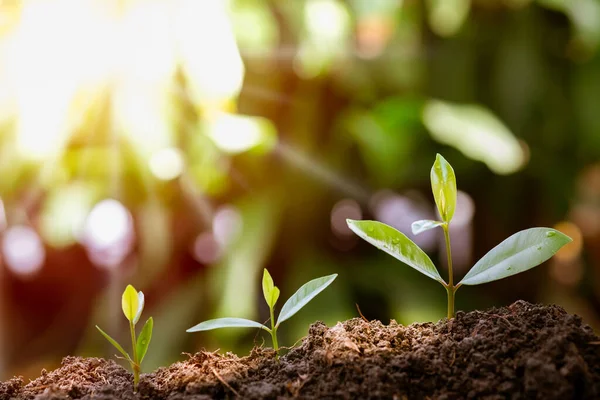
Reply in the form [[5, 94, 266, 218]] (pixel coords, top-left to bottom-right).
[[442, 224, 455, 319], [269, 306, 279, 352], [129, 321, 139, 390]]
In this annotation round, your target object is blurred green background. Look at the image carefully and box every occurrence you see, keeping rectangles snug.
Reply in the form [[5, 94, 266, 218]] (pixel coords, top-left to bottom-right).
[[0, 0, 599, 380]]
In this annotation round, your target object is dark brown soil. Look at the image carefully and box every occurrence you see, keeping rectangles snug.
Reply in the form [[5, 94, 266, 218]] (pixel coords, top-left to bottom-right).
[[2, 301, 599, 399]]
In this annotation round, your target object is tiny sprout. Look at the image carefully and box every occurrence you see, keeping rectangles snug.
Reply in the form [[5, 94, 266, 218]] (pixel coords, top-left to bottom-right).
[[347, 154, 572, 319], [187, 269, 337, 353], [96, 285, 153, 391]]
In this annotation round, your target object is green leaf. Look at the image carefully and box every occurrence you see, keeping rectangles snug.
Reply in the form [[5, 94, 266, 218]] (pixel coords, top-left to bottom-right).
[[458, 228, 572, 286], [136, 317, 153, 364], [133, 292, 145, 325], [96, 325, 132, 362], [186, 318, 268, 333], [122, 285, 139, 323], [431, 154, 457, 223], [347, 219, 445, 285], [411, 219, 444, 235], [262, 269, 280, 308], [276, 273, 337, 326]]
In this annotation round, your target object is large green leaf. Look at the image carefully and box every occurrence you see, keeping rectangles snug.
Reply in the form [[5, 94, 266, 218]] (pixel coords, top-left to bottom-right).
[[136, 317, 153, 364], [122, 285, 139, 323], [262, 269, 280, 308], [411, 219, 444, 235], [186, 318, 268, 333], [347, 219, 445, 284], [430, 154, 457, 223], [459, 228, 572, 286], [276, 273, 338, 325], [133, 291, 145, 325], [96, 326, 132, 362]]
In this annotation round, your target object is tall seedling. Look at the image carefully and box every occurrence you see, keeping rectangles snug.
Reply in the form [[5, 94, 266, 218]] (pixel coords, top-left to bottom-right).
[[347, 154, 572, 318]]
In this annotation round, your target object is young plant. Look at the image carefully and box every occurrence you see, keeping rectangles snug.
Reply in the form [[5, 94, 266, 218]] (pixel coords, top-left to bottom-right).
[[347, 154, 572, 319], [96, 285, 153, 391], [187, 269, 337, 352]]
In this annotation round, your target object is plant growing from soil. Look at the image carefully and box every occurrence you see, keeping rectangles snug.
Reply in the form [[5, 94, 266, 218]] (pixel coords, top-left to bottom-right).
[[347, 154, 572, 319], [187, 269, 337, 352], [96, 284, 153, 391]]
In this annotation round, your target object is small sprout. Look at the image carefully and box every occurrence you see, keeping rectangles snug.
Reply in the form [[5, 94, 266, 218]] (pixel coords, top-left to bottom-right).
[[347, 154, 572, 319], [96, 285, 153, 391], [187, 269, 337, 353]]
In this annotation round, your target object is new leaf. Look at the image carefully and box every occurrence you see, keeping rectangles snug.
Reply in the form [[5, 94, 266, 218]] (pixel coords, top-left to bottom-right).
[[262, 269, 280, 308], [431, 154, 457, 223], [133, 291, 145, 325], [411, 220, 444, 235], [122, 285, 139, 323]]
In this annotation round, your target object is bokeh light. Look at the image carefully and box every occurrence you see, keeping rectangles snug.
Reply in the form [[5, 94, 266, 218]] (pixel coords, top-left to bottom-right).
[[192, 232, 222, 265], [149, 147, 185, 181], [330, 198, 362, 238], [370, 190, 437, 251], [2, 225, 45, 278], [80, 199, 134, 269], [212, 205, 243, 248]]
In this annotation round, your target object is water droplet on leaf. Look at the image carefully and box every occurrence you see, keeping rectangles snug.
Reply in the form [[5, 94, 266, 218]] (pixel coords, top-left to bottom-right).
[[546, 231, 555, 237]]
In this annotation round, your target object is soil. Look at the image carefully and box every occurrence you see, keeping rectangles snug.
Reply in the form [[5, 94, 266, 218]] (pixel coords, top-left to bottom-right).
[[2, 301, 599, 399]]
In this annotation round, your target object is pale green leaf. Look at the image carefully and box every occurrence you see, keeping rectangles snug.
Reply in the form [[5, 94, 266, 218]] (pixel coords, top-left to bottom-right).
[[122, 285, 139, 323], [96, 325, 132, 362], [459, 228, 572, 286], [262, 269, 279, 308], [136, 317, 153, 364], [347, 219, 445, 284], [133, 291, 145, 325], [276, 273, 337, 326], [186, 318, 268, 333], [411, 219, 444, 235], [422, 100, 525, 175], [431, 154, 457, 223], [269, 287, 280, 309]]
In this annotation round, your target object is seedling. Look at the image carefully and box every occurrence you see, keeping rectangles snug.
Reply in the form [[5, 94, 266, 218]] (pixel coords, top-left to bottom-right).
[[187, 269, 337, 353], [347, 154, 572, 319], [96, 285, 153, 391]]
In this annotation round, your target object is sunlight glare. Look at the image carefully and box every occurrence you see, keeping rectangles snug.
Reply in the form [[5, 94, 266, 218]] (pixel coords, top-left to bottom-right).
[[6, 0, 112, 159], [175, 0, 244, 104], [207, 113, 276, 154]]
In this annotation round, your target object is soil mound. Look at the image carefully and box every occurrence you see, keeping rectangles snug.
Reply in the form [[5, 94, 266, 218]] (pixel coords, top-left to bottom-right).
[[2, 301, 599, 399]]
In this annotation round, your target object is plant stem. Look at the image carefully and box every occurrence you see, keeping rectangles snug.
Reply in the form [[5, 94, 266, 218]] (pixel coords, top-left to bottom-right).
[[129, 321, 139, 390], [269, 306, 279, 352], [442, 224, 455, 319]]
